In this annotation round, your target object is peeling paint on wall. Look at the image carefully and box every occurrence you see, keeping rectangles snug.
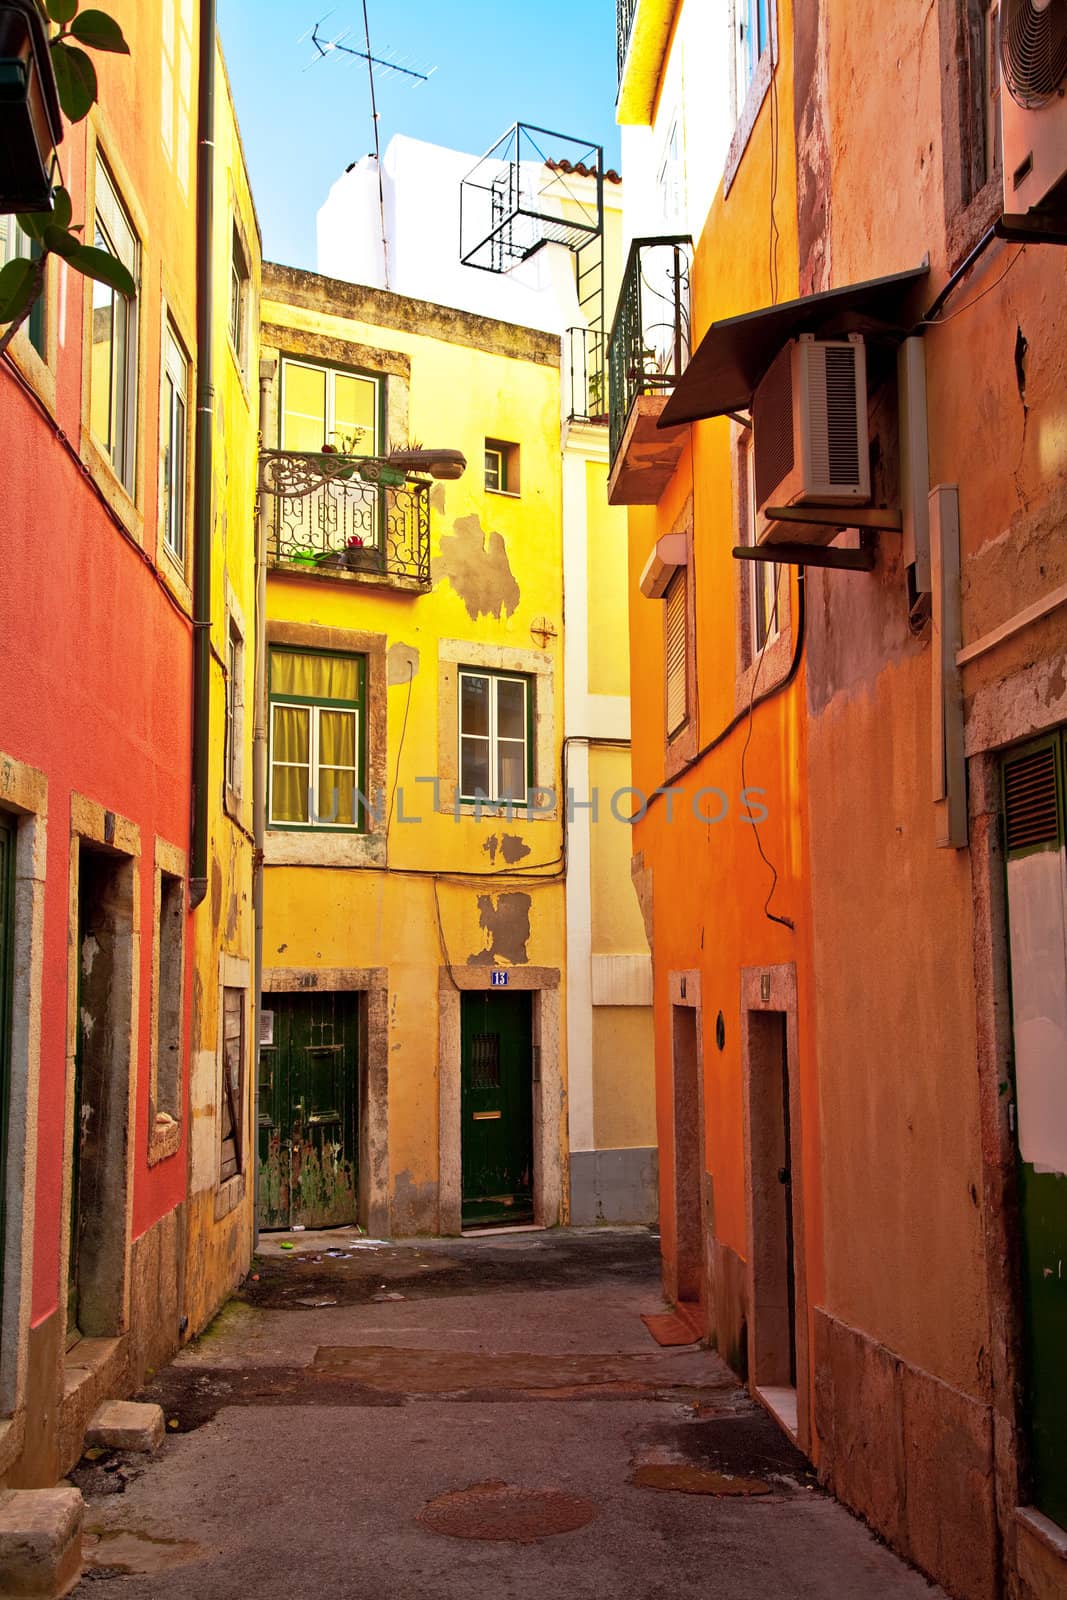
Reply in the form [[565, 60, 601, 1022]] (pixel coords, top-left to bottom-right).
[[468, 892, 532, 966], [482, 833, 532, 866], [387, 642, 420, 685], [432, 514, 520, 621]]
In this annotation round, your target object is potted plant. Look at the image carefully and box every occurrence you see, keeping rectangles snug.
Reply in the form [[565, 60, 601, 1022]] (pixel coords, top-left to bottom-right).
[[314, 535, 383, 574]]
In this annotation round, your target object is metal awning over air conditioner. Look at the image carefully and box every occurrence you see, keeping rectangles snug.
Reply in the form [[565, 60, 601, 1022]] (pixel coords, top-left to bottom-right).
[[657, 263, 930, 428]]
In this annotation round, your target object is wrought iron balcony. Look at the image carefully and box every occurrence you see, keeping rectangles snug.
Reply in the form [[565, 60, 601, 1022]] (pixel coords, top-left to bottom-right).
[[259, 450, 431, 587], [607, 235, 692, 505], [565, 326, 608, 425], [617, 0, 638, 82]]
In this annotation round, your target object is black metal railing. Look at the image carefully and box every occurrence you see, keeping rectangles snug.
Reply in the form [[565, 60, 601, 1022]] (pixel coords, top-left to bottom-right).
[[607, 235, 693, 466], [259, 451, 431, 585], [617, 0, 639, 82], [565, 326, 608, 424]]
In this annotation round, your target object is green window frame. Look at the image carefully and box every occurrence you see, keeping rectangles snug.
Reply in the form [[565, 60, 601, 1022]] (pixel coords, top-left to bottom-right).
[[268, 647, 367, 831], [458, 668, 534, 805]]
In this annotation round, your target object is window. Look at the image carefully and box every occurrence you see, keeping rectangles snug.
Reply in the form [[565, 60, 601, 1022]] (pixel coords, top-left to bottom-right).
[[90, 159, 139, 494], [734, 0, 772, 97], [229, 223, 249, 371], [740, 432, 779, 658], [0, 215, 45, 357], [152, 868, 183, 1129], [484, 437, 520, 495], [225, 616, 245, 801], [459, 670, 532, 804], [268, 648, 366, 829], [160, 321, 188, 563], [983, 2, 1002, 188], [281, 357, 379, 456], [219, 987, 245, 1182], [665, 570, 688, 737], [657, 117, 684, 226]]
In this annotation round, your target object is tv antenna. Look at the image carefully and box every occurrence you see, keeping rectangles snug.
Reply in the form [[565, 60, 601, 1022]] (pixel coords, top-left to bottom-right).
[[302, 7, 436, 290]]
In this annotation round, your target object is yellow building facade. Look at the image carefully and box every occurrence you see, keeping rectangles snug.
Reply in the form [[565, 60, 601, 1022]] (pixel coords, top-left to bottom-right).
[[257, 228, 655, 1234]]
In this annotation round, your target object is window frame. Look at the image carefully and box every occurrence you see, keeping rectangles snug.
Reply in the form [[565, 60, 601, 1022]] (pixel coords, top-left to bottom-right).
[[280, 355, 382, 458], [0, 216, 45, 357], [160, 317, 190, 565], [664, 568, 689, 740], [724, 0, 778, 198], [458, 668, 534, 806], [219, 985, 245, 1183], [739, 431, 780, 661], [149, 855, 184, 1162], [484, 436, 520, 498], [228, 221, 250, 374], [267, 646, 367, 833], [89, 156, 140, 495]]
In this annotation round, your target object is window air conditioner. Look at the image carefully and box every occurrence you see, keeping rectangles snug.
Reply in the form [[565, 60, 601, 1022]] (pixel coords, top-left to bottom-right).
[[999, 0, 1067, 215], [752, 334, 871, 546]]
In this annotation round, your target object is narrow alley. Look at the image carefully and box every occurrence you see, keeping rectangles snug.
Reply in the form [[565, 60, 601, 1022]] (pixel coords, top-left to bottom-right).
[[70, 1230, 937, 1599]]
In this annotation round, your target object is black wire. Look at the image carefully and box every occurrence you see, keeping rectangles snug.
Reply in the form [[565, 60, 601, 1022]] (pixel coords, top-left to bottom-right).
[[385, 659, 414, 833]]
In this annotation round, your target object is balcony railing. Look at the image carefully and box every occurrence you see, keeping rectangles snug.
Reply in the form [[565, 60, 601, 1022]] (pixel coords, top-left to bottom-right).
[[617, 0, 638, 81], [607, 235, 693, 466], [259, 451, 431, 586], [565, 326, 608, 424]]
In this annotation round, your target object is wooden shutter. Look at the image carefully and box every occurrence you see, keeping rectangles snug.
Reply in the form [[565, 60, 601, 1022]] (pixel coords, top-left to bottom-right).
[[665, 570, 688, 736], [1003, 738, 1062, 856]]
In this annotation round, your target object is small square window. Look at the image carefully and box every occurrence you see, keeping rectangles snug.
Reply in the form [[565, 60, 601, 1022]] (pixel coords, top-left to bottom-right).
[[485, 438, 520, 496]]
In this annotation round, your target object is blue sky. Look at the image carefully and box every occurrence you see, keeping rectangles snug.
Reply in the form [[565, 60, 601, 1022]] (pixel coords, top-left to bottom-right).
[[217, 0, 622, 270]]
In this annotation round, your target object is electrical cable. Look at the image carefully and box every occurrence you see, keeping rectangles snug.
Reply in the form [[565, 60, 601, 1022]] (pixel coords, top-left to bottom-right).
[[921, 246, 1024, 326], [386, 658, 414, 832]]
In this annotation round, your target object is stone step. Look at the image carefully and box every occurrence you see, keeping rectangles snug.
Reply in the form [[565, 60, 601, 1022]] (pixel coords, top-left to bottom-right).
[[0, 1487, 83, 1599], [84, 1400, 165, 1454]]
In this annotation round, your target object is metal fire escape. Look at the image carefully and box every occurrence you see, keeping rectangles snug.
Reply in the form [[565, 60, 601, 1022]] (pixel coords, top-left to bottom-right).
[[460, 122, 607, 421]]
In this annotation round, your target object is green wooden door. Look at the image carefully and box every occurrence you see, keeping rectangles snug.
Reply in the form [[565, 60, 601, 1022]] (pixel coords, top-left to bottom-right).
[[461, 990, 533, 1227], [0, 815, 13, 1329], [1002, 733, 1067, 1527], [257, 991, 360, 1230]]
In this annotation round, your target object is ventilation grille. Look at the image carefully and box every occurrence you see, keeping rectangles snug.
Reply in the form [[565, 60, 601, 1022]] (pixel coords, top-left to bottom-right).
[[1003, 744, 1061, 852], [470, 1033, 501, 1090], [665, 570, 687, 736], [753, 343, 796, 510], [817, 345, 862, 487], [1001, 0, 1067, 108]]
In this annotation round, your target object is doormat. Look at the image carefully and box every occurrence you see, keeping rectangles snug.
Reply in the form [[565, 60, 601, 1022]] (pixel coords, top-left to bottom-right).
[[640, 1312, 700, 1347]]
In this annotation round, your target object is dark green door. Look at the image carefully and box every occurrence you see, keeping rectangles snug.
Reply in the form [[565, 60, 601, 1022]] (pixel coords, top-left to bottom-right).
[[0, 815, 13, 1330], [461, 990, 533, 1227], [258, 991, 360, 1230], [1002, 734, 1067, 1526]]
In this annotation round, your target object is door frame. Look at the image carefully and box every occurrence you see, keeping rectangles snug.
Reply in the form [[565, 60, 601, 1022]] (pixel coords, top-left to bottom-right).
[[741, 961, 810, 1449], [438, 967, 561, 1235], [262, 967, 389, 1237], [667, 968, 705, 1311]]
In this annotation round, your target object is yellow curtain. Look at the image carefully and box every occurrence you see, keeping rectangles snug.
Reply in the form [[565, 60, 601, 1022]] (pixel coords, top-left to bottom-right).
[[318, 710, 357, 825], [271, 705, 310, 822], [271, 651, 359, 702]]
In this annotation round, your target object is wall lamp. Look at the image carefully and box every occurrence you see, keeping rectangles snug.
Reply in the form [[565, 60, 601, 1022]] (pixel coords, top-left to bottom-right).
[[0, 0, 63, 214]]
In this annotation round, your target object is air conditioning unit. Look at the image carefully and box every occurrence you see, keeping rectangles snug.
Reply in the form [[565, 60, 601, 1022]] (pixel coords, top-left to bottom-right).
[[999, 0, 1067, 215], [752, 335, 871, 546]]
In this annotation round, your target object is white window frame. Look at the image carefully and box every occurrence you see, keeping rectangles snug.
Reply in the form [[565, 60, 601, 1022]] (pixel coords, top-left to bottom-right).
[[458, 669, 531, 805], [279, 357, 380, 456], [91, 158, 140, 494], [657, 116, 684, 226], [484, 445, 505, 493], [268, 700, 361, 830], [160, 319, 189, 563]]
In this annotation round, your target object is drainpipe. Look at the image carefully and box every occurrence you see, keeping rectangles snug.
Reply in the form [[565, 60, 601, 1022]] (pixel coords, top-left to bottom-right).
[[252, 357, 275, 1247], [189, 0, 216, 911]]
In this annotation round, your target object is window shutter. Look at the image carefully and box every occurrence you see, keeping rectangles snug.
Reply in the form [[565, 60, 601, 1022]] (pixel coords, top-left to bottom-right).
[[1002, 737, 1063, 858], [665, 571, 687, 736]]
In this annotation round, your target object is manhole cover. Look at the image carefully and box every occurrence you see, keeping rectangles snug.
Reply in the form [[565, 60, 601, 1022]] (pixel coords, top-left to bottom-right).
[[417, 1480, 597, 1543]]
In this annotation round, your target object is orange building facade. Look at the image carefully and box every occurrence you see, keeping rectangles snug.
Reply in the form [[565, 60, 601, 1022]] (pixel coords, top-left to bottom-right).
[[612, 3, 1067, 1599]]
